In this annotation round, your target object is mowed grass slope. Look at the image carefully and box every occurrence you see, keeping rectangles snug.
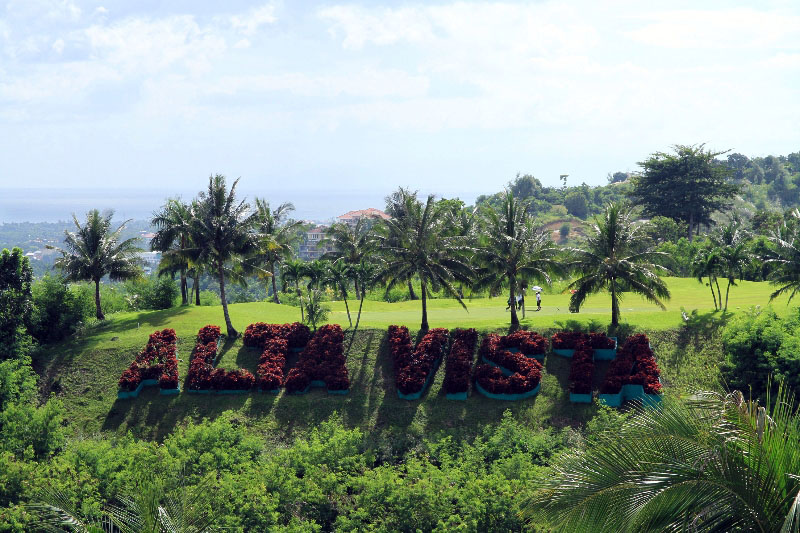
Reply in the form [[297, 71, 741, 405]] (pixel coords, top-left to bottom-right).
[[34, 277, 791, 441]]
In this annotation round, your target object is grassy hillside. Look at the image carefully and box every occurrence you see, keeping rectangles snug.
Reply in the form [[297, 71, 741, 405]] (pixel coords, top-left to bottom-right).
[[33, 277, 790, 442]]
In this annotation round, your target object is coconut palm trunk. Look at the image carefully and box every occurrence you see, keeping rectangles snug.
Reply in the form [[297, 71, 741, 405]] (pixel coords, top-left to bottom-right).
[[708, 276, 718, 310], [194, 275, 200, 305], [217, 262, 237, 337], [94, 278, 104, 320], [420, 278, 429, 330], [509, 276, 519, 328], [408, 279, 418, 300], [295, 280, 304, 322], [611, 277, 619, 327], [180, 268, 188, 305], [342, 290, 352, 327], [270, 260, 280, 304]]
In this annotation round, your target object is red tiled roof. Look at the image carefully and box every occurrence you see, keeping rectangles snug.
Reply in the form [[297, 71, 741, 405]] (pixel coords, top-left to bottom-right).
[[337, 208, 390, 221]]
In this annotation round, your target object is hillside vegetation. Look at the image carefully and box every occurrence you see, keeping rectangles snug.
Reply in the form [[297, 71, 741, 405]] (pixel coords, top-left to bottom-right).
[[32, 276, 787, 442]]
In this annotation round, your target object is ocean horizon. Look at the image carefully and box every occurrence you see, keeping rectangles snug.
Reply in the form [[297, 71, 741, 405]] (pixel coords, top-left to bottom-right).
[[0, 186, 479, 224]]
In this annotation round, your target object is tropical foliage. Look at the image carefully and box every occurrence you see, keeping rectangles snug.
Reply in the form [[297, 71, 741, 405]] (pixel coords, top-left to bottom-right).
[[51, 210, 141, 320], [567, 203, 671, 327], [529, 384, 800, 532]]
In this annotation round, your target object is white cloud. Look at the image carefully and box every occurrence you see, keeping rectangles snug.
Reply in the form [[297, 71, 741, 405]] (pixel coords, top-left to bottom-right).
[[229, 3, 276, 37], [51, 37, 64, 54], [208, 69, 429, 99], [626, 8, 800, 49], [84, 16, 227, 76]]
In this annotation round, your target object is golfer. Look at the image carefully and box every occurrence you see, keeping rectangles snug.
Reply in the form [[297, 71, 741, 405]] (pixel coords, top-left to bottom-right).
[[536, 291, 541, 311]]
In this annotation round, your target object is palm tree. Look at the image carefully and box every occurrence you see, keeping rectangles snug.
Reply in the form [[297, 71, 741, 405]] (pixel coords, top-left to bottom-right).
[[473, 191, 563, 328], [282, 259, 306, 322], [713, 220, 751, 311], [528, 384, 800, 532], [384, 188, 420, 300], [322, 218, 375, 298], [150, 198, 193, 305], [30, 475, 219, 532], [325, 260, 353, 326], [567, 203, 670, 327], [51, 210, 141, 320], [374, 191, 473, 330], [251, 198, 302, 304], [692, 243, 722, 310], [188, 175, 257, 337], [764, 209, 800, 303]]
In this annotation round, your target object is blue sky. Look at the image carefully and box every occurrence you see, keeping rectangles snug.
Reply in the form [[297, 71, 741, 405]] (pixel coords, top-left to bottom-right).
[[1, 0, 799, 208]]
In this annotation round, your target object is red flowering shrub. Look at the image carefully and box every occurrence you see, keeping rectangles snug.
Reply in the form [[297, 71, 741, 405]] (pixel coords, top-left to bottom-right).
[[551, 331, 586, 349], [118, 329, 179, 391], [599, 333, 662, 395], [568, 341, 594, 394], [442, 328, 478, 394], [502, 330, 548, 356], [588, 332, 615, 349], [184, 326, 221, 391], [243, 322, 310, 350], [389, 327, 449, 395], [474, 332, 543, 395], [286, 324, 350, 392], [285, 368, 310, 394]]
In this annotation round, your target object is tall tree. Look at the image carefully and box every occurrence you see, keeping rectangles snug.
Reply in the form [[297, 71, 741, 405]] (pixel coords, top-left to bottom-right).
[[384, 188, 420, 300], [282, 259, 306, 323], [188, 175, 256, 337], [0, 248, 33, 359], [691, 243, 722, 310], [322, 217, 375, 298], [473, 191, 563, 328], [251, 198, 302, 304], [713, 220, 751, 311], [324, 261, 353, 326], [630, 144, 739, 241], [51, 210, 141, 320], [528, 385, 800, 532], [567, 203, 671, 327], [375, 191, 473, 330], [764, 208, 800, 303], [150, 198, 193, 305]]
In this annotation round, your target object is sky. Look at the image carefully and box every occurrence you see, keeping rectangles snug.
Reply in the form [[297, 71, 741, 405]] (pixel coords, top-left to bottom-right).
[[1, 0, 799, 220]]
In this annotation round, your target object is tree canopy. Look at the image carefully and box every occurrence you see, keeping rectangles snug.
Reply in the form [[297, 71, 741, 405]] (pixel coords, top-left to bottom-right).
[[630, 144, 739, 240]]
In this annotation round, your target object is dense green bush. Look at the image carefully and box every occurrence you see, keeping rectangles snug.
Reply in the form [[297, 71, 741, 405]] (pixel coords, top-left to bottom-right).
[[0, 411, 572, 531], [28, 275, 89, 343], [122, 276, 179, 310], [721, 307, 800, 399]]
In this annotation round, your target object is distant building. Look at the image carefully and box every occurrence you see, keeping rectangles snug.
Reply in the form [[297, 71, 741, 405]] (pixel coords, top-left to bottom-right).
[[24, 250, 43, 261], [337, 208, 390, 227], [138, 251, 161, 275], [298, 226, 334, 261]]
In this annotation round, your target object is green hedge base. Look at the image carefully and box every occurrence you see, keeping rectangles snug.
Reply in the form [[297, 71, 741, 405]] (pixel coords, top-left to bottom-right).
[[117, 379, 160, 400], [260, 388, 281, 395], [397, 355, 442, 401], [186, 388, 250, 395], [159, 386, 180, 396], [599, 385, 662, 408], [474, 381, 540, 401], [598, 391, 623, 407], [445, 391, 468, 400], [291, 347, 304, 353], [290, 381, 350, 395], [553, 348, 575, 358], [593, 338, 618, 361], [569, 392, 592, 403]]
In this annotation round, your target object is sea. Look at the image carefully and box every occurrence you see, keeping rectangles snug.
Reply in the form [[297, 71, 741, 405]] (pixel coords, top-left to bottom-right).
[[0, 187, 407, 224]]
